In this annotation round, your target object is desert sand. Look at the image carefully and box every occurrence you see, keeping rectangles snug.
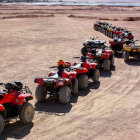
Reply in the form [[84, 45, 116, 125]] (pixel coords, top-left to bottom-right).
[[0, 4, 140, 140]]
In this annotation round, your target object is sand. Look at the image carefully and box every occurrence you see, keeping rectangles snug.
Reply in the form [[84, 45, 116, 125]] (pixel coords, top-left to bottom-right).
[[0, 4, 140, 140]]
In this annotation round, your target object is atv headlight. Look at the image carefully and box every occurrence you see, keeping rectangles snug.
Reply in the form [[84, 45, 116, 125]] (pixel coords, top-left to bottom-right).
[[90, 66, 93, 68], [58, 80, 63, 86]]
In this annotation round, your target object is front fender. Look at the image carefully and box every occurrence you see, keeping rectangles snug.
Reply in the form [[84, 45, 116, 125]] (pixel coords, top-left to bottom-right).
[[14, 94, 33, 105], [0, 104, 5, 111]]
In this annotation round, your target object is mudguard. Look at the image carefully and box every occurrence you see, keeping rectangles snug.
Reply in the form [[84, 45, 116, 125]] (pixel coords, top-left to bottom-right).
[[104, 50, 114, 55], [62, 71, 76, 80], [102, 53, 110, 59], [0, 104, 5, 111], [65, 61, 71, 68], [76, 68, 88, 74], [14, 94, 33, 105], [34, 78, 44, 85], [83, 62, 97, 70], [109, 41, 116, 46]]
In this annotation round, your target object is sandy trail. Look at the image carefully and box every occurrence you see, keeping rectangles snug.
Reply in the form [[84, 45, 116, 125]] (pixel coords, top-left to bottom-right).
[[0, 5, 140, 140]]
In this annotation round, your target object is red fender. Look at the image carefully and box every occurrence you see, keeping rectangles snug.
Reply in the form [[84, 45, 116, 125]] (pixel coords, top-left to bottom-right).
[[14, 94, 33, 105], [104, 50, 114, 55], [34, 78, 44, 85], [62, 71, 76, 80], [65, 61, 71, 68], [83, 62, 97, 70], [109, 41, 116, 45], [48, 71, 56, 77], [101, 53, 110, 59], [0, 104, 5, 111], [76, 68, 88, 74], [87, 53, 93, 59]]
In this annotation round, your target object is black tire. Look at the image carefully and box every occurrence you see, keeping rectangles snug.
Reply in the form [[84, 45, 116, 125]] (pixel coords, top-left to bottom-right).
[[137, 53, 140, 61], [35, 85, 47, 102], [107, 32, 110, 37], [111, 33, 114, 39], [71, 78, 78, 95], [103, 59, 111, 71], [92, 69, 100, 82], [58, 86, 71, 104], [81, 47, 87, 56], [113, 34, 116, 38], [19, 102, 35, 124], [123, 51, 129, 62], [111, 55, 115, 66], [0, 114, 4, 135], [78, 74, 89, 89]]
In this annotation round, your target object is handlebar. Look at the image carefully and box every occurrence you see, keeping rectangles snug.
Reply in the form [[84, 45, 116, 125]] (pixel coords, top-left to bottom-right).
[[0, 83, 4, 86], [73, 56, 80, 59], [49, 66, 57, 69]]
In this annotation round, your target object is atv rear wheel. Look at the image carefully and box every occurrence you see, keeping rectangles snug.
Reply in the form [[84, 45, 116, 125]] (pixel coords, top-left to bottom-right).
[[35, 85, 47, 102], [81, 47, 87, 56], [136, 53, 140, 61], [19, 102, 35, 124], [123, 51, 129, 62], [0, 114, 4, 134], [111, 55, 115, 66], [78, 74, 89, 89], [71, 78, 78, 95], [59, 86, 71, 104], [103, 59, 111, 71], [92, 69, 100, 82]]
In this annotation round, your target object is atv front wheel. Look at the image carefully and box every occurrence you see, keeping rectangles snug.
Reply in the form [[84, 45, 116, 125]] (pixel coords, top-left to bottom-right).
[[81, 47, 87, 56], [59, 86, 71, 104], [19, 102, 35, 124], [78, 74, 89, 89], [71, 78, 78, 95], [123, 51, 129, 62], [103, 59, 111, 71], [35, 85, 47, 102], [0, 114, 4, 134], [111, 55, 115, 66], [92, 69, 100, 82]]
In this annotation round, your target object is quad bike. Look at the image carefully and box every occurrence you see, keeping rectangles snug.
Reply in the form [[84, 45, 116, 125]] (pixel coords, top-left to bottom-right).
[[109, 37, 128, 54], [86, 46, 114, 71], [94, 21, 101, 31], [123, 40, 140, 62], [67, 56, 100, 88], [0, 81, 34, 134], [111, 27, 123, 38], [81, 37, 106, 56], [100, 22, 109, 33], [120, 31, 134, 40], [106, 25, 113, 38], [34, 60, 78, 104]]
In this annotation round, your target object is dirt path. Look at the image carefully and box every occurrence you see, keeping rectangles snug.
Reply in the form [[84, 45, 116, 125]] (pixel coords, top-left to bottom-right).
[[0, 11, 140, 140]]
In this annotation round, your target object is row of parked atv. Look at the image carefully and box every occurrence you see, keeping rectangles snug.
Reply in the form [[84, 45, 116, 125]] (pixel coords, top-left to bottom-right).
[[0, 36, 115, 134], [0, 37, 139, 135], [94, 21, 140, 62], [94, 20, 134, 40], [0, 21, 139, 134]]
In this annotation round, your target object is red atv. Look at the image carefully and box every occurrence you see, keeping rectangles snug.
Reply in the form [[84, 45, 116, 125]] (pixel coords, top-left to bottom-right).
[[34, 60, 78, 104], [87, 46, 114, 71], [0, 81, 34, 134], [109, 37, 128, 54], [67, 56, 100, 88]]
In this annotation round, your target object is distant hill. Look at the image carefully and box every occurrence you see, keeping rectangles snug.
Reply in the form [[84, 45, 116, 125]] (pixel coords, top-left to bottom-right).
[[1, 0, 140, 2]]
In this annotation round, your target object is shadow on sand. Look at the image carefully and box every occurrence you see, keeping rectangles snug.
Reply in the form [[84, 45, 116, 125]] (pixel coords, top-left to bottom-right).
[[126, 59, 140, 66], [1, 121, 34, 140], [35, 81, 100, 115]]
